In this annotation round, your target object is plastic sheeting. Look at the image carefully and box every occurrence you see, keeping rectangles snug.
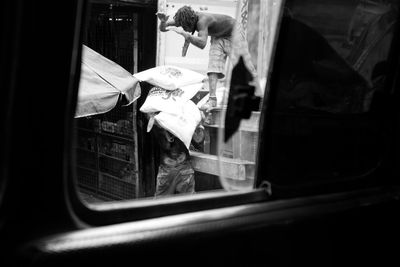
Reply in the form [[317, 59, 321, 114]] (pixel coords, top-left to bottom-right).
[[75, 45, 141, 118]]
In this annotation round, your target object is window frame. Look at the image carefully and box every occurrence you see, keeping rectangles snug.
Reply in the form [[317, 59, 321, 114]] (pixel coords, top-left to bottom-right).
[[3, 1, 400, 265], [66, 0, 400, 227]]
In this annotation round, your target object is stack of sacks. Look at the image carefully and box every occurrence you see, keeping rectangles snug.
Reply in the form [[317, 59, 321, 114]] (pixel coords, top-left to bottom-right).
[[134, 65, 205, 149]]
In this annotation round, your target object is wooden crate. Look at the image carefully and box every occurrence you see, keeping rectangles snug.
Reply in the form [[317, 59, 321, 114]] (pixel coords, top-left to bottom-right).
[[190, 109, 259, 182]]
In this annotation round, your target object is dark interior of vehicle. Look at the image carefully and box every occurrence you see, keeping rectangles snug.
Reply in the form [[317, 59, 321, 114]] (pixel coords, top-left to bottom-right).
[[256, 0, 400, 198], [1, 0, 400, 266]]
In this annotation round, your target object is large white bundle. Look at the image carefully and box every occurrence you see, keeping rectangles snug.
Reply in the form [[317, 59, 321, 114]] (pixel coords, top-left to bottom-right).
[[76, 45, 141, 118], [153, 100, 201, 149], [140, 83, 203, 115], [133, 65, 205, 90]]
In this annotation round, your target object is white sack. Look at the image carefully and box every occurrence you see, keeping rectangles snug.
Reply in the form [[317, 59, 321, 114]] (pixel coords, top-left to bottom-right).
[[133, 65, 205, 90], [140, 83, 203, 114], [153, 100, 201, 149]]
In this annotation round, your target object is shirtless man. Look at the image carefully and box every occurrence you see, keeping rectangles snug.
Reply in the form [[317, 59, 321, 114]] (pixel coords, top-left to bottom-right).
[[157, 5, 257, 112]]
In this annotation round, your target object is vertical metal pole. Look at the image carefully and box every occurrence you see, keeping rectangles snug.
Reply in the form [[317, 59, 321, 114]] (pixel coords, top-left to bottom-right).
[[156, 0, 167, 66]]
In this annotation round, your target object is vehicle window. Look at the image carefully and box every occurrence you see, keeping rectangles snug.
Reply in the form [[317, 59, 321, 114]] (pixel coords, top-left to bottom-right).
[[72, 0, 280, 205], [256, 0, 399, 197]]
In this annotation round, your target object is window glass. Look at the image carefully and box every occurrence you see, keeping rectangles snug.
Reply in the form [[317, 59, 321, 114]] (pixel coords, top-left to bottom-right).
[[276, 0, 398, 113], [73, 0, 279, 204], [258, 0, 399, 195], [216, 0, 283, 191]]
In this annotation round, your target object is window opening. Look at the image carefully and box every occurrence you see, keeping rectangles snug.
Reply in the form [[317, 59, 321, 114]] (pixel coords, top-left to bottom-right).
[[73, 0, 282, 204]]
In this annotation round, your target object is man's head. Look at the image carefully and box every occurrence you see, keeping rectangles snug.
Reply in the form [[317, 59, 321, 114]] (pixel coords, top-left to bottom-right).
[[174, 5, 198, 34]]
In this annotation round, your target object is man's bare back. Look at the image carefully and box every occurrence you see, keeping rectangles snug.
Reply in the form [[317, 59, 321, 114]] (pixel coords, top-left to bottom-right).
[[197, 12, 236, 38]]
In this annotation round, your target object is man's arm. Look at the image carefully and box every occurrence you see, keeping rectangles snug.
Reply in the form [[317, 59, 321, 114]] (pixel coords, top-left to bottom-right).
[[168, 26, 208, 49], [156, 12, 176, 32]]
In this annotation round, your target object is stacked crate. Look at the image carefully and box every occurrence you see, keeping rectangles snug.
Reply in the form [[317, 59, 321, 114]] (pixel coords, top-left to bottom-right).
[[75, 104, 139, 201]]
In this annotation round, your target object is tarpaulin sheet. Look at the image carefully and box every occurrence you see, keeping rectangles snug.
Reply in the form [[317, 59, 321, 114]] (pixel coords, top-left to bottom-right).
[[75, 45, 141, 118]]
